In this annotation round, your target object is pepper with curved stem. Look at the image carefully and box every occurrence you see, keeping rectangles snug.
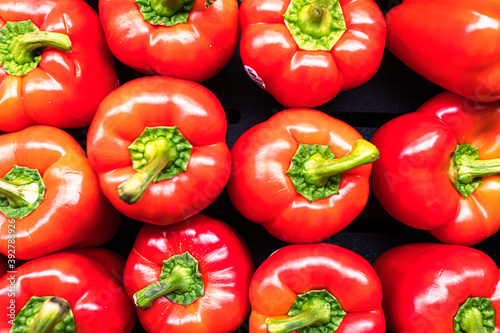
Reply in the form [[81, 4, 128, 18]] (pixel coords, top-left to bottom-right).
[[29, 297, 71, 333], [133, 251, 204, 311], [134, 265, 200, 310], [0, 179, 39, 209], [302, 140, 379, 187], [266, 296, 337, 333], [9, 30, 71, 64], [0, 20, 72, 76], [118, 138, 177, 204]]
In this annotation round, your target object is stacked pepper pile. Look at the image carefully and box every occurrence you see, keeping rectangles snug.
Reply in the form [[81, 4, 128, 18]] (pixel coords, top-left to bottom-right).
[[1, 0, 500, 332]]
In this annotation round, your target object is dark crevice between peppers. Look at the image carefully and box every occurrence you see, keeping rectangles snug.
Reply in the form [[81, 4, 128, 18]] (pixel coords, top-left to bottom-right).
[[287, 140, 379, 201], [0, 165, 45, 219], [453, 297, 495, 333], [0, 20, 71, 76], [11, 296, 75, 333], [283, 0, 346, 51], [448, 144, 500, 197], [133, 252, 204, 310], [118, 126, 192, 204], [266, 290, 346, 333]]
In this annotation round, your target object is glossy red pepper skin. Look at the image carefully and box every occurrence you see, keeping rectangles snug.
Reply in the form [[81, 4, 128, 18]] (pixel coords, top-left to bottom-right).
[[0, 0, 118, 132], [123, 214, 254, 333], [99, 0, 238, 82], [228, 108, 373, 243], [249, 243, 385, 333], [386, 0, 500, 102], [373, 243, 500, 333], [370, 92, 500, 246], [239, 0, 386, 107], [0, 248, 137, 332], [0, 126, 120, 260], [87, 76, 231, 225]]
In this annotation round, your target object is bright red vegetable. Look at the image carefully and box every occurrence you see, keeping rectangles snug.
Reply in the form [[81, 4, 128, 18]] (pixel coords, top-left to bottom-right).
[[373, 243, 500, 333], [228, 108, 379, 243], [0, 126, 120, 260], [385, 0, 500, 102], [249, 243, 385, 333], [0, 0, 118, 132], [99, 0, 238, 82], [0, 248, 137, 332], [87, 76, 231, 225], [123, 214, 254, 333], [370, 92, 500, 245], [239, 0, 386, 107]]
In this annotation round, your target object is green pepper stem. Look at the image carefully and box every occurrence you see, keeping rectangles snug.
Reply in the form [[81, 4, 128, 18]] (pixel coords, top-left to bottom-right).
[[9, 31, 71, 64], [149, 0, 185, 17], [458, 307, 486, 333], [456, 159, 500, 184], [296, 0, 335, 39], [133, 265, 197, 311], [266, 297, 332, 333], [307, 0, 333, 22], [118, 138, 177, 204], [0, 179, 39, 208], [29, 297, 71, 333], [302, 139, 379, 187]]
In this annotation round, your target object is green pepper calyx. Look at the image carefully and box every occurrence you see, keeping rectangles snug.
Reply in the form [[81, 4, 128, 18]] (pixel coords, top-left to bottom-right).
[[0, 20, 71, 76], [136, 0, 196, 26], [117, 126, 192, 204], [282, 0, 346, 51], [11, 296, 75, 333], [448, 144, 500, 197], [287, 140, 379, 201], [0, 165, 45, 219], [453, 297, 495, 333], [133, 252, 204, 310], [266, 290, 346, 333]]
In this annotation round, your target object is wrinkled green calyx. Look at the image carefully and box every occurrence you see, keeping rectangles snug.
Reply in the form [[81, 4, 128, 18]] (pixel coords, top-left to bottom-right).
[[0, 20, 71, 76], [0, 165, 45, 219], [133, 252, 204, 311], [11, 296, 75, 333], [448, 144, 500, 197], [453, 297, 495, 333], [136, 0, 196, 26], [266, 290, 346, 333], [129, 126, 192, 181], [283, 0, 346, 51], [287, 144, 341, 201], [118, 126, 192, 204], [287, 140, 379, 201]]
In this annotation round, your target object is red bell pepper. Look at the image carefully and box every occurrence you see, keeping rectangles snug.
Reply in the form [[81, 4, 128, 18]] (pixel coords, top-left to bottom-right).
[[228, 108, 379, 243], [0, 126, 120, 260], [0, 0, 118, 132], [99, 0, 238, 82], [370, 92, 500, 245], [249, 243, 385, 333], [373, 243, 500, 333], [386, 0, 500, 102], [239, 0, 386, 107], [87, 76, 230, 225], [0, 248, 136, 332], [123, 214, 254, 333]]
